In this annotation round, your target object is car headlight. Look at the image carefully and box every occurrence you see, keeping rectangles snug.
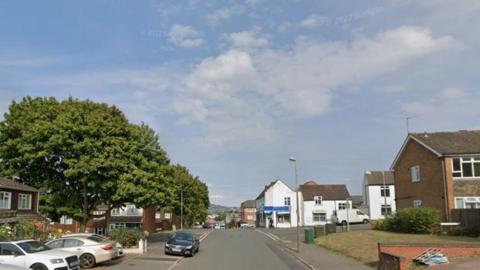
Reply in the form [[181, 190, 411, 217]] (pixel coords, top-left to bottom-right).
[[186, 245, 193, 249], [50, 258, 64, 264], [165, 243, 170, 247]]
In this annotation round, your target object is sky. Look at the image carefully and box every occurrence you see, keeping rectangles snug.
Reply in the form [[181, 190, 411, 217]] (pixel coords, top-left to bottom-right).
[[1, 0, 480, 206]]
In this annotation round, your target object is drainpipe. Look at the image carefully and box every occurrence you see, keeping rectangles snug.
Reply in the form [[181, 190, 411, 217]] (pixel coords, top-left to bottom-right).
[[441, 158, 450, 221]]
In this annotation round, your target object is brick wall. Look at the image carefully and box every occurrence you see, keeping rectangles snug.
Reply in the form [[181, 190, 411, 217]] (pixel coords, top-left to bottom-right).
[[378, 243, 480, 270], [393, 139, 448, 220]]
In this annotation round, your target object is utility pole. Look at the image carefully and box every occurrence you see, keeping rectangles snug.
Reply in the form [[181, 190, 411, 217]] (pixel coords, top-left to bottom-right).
[[180, 191, 183, 230], [346, 198, 350, 232], [382, 171, 388, 217], [406, 116, 416, 134], [289, 157, 301, 253]]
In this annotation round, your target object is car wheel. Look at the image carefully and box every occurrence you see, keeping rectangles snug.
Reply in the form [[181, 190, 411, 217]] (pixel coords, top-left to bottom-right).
[[30, 264, 48, 270], [341, 220, 347, 226], [80, 253, 96, 269], [363, 219, 369, 224]]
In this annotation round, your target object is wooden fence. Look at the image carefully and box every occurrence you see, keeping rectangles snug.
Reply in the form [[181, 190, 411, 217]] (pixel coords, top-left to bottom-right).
[[451, 209, 480, 229]]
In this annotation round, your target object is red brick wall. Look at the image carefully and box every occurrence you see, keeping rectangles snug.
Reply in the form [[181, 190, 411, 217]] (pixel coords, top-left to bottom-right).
[[378, 243, 480, 270], [393, 139, 449, 220]]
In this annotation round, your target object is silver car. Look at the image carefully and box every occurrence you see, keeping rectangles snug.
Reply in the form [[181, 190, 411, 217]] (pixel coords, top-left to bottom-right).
[[46, 236, 117, 269], [61, 233, 124, 257]]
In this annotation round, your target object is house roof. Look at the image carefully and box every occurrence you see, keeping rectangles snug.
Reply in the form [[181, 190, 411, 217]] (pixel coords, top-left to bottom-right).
[[299, 184, 350, 201], [240, 200, 256, 209], [0, 178, 38, 192], [255, 180, 279, 200], [410, 130, 480, 155], [364, 171, 394, 185], [349, 195, 363, 206], [391, 130, 480, 169]]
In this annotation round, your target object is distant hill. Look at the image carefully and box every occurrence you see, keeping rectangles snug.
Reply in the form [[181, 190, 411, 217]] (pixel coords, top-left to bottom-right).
[[208, 204, 238, 214]]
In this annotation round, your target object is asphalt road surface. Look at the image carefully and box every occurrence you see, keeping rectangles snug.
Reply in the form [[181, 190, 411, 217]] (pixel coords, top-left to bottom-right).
[[172, 229, 309, 270]]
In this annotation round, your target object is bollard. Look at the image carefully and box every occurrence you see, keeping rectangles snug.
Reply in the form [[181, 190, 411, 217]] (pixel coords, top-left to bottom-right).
[[138, 239, 145, 254]]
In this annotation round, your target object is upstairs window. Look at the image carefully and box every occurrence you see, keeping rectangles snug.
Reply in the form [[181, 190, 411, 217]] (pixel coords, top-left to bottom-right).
[[413, 200, 422, 208], [284, 197, 291, 206], [0, 192, 11, 209], [410, 166, 421, 183], [452, 157, 480, 178], [380, 186, 390, 197], [314, 196, 322, 205]]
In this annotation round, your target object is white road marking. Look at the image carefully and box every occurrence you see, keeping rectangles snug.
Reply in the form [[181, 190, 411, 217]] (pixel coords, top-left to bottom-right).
[[254, 229, 280, 241]]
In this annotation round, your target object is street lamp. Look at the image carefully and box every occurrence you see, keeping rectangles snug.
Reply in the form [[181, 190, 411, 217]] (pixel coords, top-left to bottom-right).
[[289, 157, 301, 253], [180, 191, 184, 230]]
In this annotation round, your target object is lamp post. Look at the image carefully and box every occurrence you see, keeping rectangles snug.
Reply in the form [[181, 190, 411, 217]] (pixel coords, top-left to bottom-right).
[[180, 191, 184, 230], [289, 157, 300, 253], [346, 197, 350, 232]]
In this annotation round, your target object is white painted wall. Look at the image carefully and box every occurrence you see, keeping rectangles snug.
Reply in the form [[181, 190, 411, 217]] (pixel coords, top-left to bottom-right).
[[303, 200, 351, 226], [256, 181, 301, 228], [365, 185, 396, 220]]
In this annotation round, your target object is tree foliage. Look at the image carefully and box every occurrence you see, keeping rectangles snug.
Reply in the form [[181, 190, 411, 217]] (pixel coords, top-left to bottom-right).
[[0, 97, 208, 229]]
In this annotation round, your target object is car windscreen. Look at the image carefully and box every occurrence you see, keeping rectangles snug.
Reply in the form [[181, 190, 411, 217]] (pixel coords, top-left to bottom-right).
[[173, 233, 194, 241], [17, 241, 51, 254]]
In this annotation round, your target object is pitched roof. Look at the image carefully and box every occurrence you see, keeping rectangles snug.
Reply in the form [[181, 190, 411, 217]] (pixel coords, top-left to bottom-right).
[[255, 180, 279, 200], [364, 171, 394, 185], [349, 195, 363, 206], [0, 178, 38, 192], [410, 130, 480, 155], [299, 184, 350, 201], [240, 200, 256, 209]]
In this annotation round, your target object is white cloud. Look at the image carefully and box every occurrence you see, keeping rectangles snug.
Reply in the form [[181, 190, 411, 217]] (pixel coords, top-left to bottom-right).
[[173, 98, 208, 123], [207, 6, 244, 24], [441, 87, 469, 99], [209, 194, 224, 199], [168, 24, 204, 48], [299, 14, 329, 28], [227, 29, 269, 48]]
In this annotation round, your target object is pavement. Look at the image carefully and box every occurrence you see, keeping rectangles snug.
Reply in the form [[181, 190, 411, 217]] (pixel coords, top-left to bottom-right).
[[97, 226, 373, 270], [257, 225, 374, 270]]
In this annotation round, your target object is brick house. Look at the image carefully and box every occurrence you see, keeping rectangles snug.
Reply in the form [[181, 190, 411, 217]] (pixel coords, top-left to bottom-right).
[[240, 200, 256, 225], [0, 178, 44, 224], [391, 130, 480, 221]]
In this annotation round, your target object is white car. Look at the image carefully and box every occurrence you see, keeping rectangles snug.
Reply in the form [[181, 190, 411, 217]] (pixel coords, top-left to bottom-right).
[[0, 263, 28, 270], [47, 236, 117, 269], [0, 240, 79, 270], [61, 233, 124, 257]]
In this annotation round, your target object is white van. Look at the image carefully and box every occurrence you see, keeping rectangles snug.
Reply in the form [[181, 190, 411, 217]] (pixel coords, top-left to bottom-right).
[[333, 209, 370, 225]]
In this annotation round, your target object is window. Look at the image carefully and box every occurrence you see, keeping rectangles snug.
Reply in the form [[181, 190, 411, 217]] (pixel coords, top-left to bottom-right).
[[111, 208, 120, 216], [381, 205, 392, 216], [18, 193, 32, 210], [413, 200, 422, 208], [410, 166, 421, 182], [452, 157, 480, 178], [455, 198, 464, 208], [314, 196, 322, 205], [110, 223, 126, 230], [46, 240, 63, 249], [60, 215, 73, 225], [277, 213, 290, 223], [313, 213, 326, 222], [338, 202, 347, 210], [0, 243, 24, 256], [95, 227, 105, 235], [64, 239, 84, 248], [284, 197, 291, 206], [380, 186, 390, 197], [0, 192, 11, 209]]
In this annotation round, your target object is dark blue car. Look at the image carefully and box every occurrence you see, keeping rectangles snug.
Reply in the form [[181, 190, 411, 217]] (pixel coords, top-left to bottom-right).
[[164, 232, 200, 257]]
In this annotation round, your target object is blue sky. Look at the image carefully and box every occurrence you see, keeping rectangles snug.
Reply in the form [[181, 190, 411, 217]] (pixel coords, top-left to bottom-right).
[[1, 0, 480, 206]]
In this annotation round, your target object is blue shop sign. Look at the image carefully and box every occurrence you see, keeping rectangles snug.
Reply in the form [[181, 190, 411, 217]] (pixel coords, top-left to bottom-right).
[[263, 206, 290, 214]]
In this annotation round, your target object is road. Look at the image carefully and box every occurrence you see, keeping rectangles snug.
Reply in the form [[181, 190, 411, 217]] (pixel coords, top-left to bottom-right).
[[103, 229, 309, 270]]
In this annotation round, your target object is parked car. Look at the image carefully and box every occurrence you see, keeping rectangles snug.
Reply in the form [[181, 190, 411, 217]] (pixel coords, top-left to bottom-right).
[[46, 236, 117, 269], [240, 223, 255, 228], [332, 209, 370, 225], [201, 223, 211, 229], [0, 263, 28, 270], [61, 233, 124, 257], [0, 240, 79, 270], [213, 223, 220, 229], [164, 232, 199, 257]]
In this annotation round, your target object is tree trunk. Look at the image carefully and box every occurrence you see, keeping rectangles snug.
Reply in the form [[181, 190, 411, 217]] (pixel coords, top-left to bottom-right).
[[105, 205, 112, 235], [81, 179, 88, 232]]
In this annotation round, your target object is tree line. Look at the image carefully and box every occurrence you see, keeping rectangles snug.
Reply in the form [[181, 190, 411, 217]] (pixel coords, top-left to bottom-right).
[[0, 97, 209, 230]]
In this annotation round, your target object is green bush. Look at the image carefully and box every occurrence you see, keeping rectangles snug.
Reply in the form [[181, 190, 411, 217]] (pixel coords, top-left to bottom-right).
[[108, 228, 144, 248], [447, 226, 480, 237], [0, 222, 42, 241], [384, 208, 440, 234], [370, 220, 385, 230]]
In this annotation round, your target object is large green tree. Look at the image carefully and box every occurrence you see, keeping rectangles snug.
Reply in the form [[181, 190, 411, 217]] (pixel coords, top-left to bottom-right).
[[0, 97, 166, 229], [165, 165, 210, 227]]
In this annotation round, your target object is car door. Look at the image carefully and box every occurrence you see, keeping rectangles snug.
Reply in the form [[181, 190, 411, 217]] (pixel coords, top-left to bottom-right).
[[46, 239, 64, 249], [0, 243, 26, 268], [62, 239, 85, 257]]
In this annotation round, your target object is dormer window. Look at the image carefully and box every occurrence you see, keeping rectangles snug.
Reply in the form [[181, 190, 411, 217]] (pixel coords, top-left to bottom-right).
[[314, 196, 322, 205]]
